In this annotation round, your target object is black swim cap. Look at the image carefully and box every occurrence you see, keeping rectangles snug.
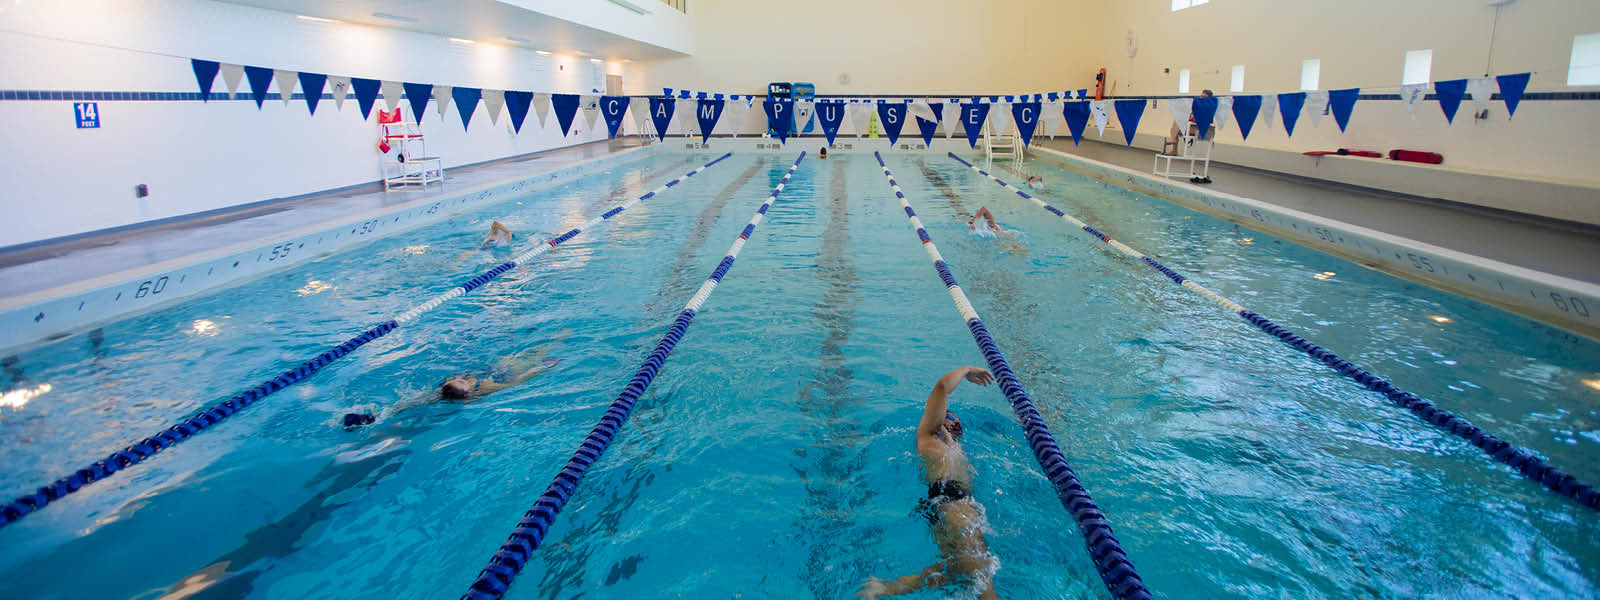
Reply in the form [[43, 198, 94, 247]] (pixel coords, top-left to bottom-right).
[[342, 412, 375, 427]]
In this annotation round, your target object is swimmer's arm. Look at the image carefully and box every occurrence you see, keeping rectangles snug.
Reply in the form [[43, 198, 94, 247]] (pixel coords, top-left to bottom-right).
[[856, 565, 946, 598], [918, 367, 994, 440]]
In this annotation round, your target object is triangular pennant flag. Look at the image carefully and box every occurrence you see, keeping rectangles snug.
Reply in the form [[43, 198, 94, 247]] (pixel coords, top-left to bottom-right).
[[907, 100, 937, 123], [1191, 97, 1218, 140], [1041, 100, 1064, 138], [630, 97, 651, 137], [434, 85, 453, 121], [989, 101, 1012, 134], [724, 98, 750, 137], [1063, 101, 1090, 146], [380, 80, 404, 112], [1496, 72, 1530, 118], [504, 90, 534, 133], [1277, 92, 1306, 136], [273, 69, 297, 107], [532, 93, 552, 127], [602, 95, 631, 139], [1260, 94, 1277, 130], [1328, 88, 1359, 132], [219, 63, 244, 98], [1090, 100, 1111, 136], [1076, 89, 1089, 100], [848, 103, 872, 138], [191, 59, 219, 101], [816, 101, 846, 146], [649, 97, 676, 140], [481, 89, 505, 125], [1468, 76, 1496, 114], [1213, 96, 1233, 132], [877, 102, 907, 145], [1112, 99, 1145, 145], [1399, 83, 1428, 119], [351, 78, 381, 119], [551, 93, 580, 136], [327, 76, 351, 111], [1434, 79, 1466, 124], [298, 71, 326, 115], [243, 65, 274, 108], [1231, 95, 1261, 140], [583, 95, 602, 133], [915, 108, 939, 146], [694, 99, 723, 142], [764, 99, 794, 143], [403, 82, 432, 124], [1304, 90, 1329, 128], [452, 86, 481, 129], [1011, 101, 1041, 147], [676, 98, 698, 137], [1167, 97, 1194, 127]]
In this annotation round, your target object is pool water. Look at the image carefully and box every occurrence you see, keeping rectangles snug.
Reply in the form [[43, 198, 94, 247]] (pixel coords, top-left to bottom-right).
[[1, 150, 1598, 599]]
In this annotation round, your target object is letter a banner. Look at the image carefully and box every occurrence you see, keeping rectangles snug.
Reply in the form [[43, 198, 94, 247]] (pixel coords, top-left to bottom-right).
[[649, 97, 676, 140]]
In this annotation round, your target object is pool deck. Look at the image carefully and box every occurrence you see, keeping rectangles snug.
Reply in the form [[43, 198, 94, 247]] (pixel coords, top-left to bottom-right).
[[1032, 138, 1600, 285], [0, 139, 646, 300]]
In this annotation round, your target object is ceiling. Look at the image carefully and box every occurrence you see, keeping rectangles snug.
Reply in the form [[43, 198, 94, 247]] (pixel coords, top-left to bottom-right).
[[219, 0, 687, 60]]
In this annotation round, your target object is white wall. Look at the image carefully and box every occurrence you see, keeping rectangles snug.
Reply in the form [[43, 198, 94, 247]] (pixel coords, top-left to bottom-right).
[[499, 0, 695, 55], [0, 0, 647, 247]]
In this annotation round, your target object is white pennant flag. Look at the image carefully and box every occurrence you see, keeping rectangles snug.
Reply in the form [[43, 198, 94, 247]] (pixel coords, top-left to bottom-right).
[[1042, 100, 1064, 138], [1167, 97, 1194, 127], [273, 69, 297, 107], [1090, 100, 1110, 136], [381, 80, 404, 112], [532, 93, 552, 127], [1304, 90, 1330, 128], [1400, 83, 1428, 119], [989, 101, 1012, 134], [1213, 96, 1233, 132], [583, 95, 602, 132], [848, 103, 872, 138], [945, 100, 962, 138], [219, 63, 244, 97], [1261, 94, 1277, 130], [630, 97, 650, 136], [723, 98, 748, 137], [327, 76, 351, 111], [434, 85, 452, 121], [481, 89, 505, 125], [907, 99, 937, 123], [1468, 76, 1496, 114], [676, 98, 697, 137]]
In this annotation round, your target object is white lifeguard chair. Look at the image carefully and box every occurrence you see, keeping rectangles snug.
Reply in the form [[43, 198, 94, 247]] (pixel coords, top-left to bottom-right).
[[378, 107, 444, 190], [1153, 123, 1214, 182], [983, 120, 1023, 162]]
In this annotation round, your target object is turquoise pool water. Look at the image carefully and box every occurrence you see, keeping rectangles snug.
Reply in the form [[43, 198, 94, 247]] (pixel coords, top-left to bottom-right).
[[0, 150, 1597, 599]]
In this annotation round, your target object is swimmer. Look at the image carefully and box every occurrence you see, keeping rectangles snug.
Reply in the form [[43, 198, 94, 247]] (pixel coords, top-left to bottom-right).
[[858, 366, 999, 600], [819, 147, 829, 159], [342, 329, 568, 428], [968, 206, 1005, 236], [1026, 175, 1045, 190], [480, 221, 514, 248]]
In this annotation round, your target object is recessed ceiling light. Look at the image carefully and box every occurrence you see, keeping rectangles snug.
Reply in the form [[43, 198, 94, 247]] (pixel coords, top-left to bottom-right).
[[449, 37, 477, 45], [535, 50, 552, 55], [505, 36, 530, 44], [573, 50, 591, 56], [296, 15, 342, 24], [589, 58, 603, 63], [372, 12, 418, 23], [606, 0, 652, 15]]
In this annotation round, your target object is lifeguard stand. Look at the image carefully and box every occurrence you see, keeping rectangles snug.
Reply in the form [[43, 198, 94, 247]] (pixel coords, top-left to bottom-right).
[[378, 107, 443, 190], [1153, 123, 1214, 182]]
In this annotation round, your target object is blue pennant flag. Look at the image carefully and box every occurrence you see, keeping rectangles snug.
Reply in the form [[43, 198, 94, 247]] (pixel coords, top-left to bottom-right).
[[1076, 88, 1089, 100], [1063, 101, 1090, 146], [1191, 97, 1218, 141], [1328, 88, 1359, 132], [877, 102, 907, 146], [1434, 80, 1466, 124], [650, 97, 676, 139], [1277, 92, 1306, 137], [601, 96, 630, 139], [695, 99, 724, 143], [191, 59, 219, 101], [452, 86, 481, 129], [1112, 99, 1145, 145], [244, 65, 274, 108], [1011, 101, 1042, 147], [402, 82, 432, 123], [763, 99, 794, 143], [551, 93, 580, 136], [816, 101, 846, 146], [298, 72, 327, 115], [1231, 95, 1261, 140], [504, 90, 534, 133], [959, 102, 990, 148], [915, 103, 945, 146], [352, 78, 381, 119], [1496, 72, 1530, 118]]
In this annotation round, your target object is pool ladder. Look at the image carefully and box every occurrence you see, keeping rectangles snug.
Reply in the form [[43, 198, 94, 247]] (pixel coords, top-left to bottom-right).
[[982, 120, 1023, 162]]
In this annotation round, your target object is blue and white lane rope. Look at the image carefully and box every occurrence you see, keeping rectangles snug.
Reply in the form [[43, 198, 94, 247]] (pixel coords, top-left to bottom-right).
[[874, 153, 1153, 600], [946, 152, 1600, 510], [462, 152, 807, 600], [0, 153, 734, 529]]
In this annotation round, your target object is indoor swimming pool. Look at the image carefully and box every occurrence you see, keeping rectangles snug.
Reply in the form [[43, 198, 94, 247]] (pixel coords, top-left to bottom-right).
[[1, 149, 1597, 599]]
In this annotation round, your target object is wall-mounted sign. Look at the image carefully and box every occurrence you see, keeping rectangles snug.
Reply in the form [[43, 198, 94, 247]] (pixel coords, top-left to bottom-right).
[[74, 102, 100, 128]]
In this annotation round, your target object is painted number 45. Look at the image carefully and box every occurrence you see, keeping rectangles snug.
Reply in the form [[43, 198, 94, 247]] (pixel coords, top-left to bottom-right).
[[74, 102, 100, 129]]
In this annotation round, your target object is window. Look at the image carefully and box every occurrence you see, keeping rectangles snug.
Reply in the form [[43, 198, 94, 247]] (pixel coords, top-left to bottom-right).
[[1178, 68, 1191, 93], [1230, 65, 1245, 92], [1570, 33, 1600, 85], [1300, 58, 1321, 91], [1402, 49, 1433, 85], [1171, 0, 1209, 11]]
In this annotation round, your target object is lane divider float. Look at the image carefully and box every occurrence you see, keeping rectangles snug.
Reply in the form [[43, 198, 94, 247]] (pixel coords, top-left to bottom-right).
[[875, 152, 1152, 600], [946, 152, 1600, 510], [462, 152, 807, 600], [0, 153, 735, 529]]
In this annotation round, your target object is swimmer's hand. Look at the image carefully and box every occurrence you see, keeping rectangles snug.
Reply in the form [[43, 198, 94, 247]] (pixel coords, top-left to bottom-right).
[[964, 367, 995, 386], [855, 578, 890, 599]]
